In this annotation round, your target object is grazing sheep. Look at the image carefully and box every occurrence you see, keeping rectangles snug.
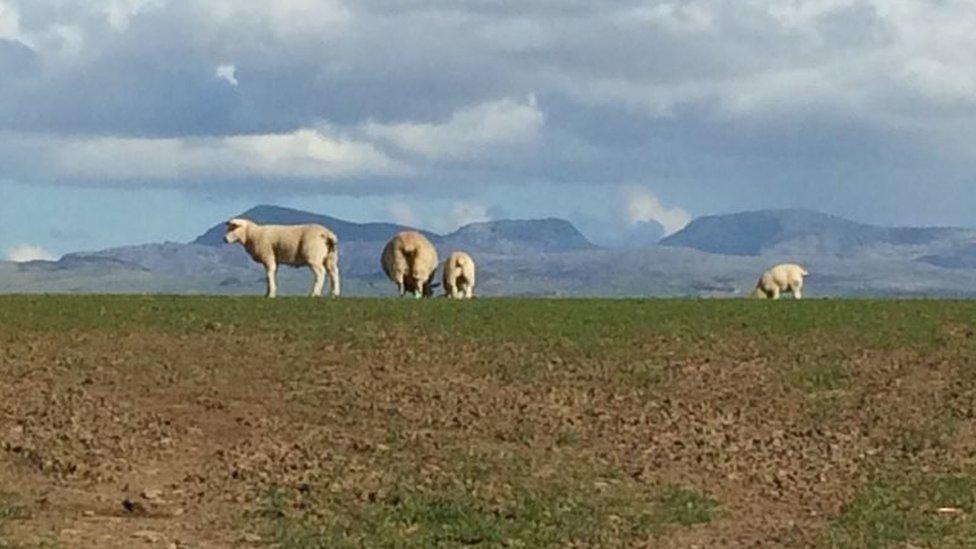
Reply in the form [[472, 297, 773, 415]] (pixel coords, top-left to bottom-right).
[[224, 218, 340, 298], [442, 251, 476, 299], [753, 263, 808, 299], [381, 231, 439, 298]]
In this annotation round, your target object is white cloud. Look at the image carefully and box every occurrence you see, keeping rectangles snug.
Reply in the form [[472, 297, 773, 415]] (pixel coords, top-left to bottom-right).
[[101, 0, 163, 30], [215, 63, 238, 86], [379, 199, 489, 233], [26, 128, 406, 182], [363, 96, 544, 161], [6, 244, 56, 262], [0, 1, 29, 46], [620, 185, 690, 236], [198, 0, 351, 41], [385, 201, 419, 228]]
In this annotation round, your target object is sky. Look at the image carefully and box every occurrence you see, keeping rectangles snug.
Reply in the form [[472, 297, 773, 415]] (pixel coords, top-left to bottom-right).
[[2, 0, 976, 260]]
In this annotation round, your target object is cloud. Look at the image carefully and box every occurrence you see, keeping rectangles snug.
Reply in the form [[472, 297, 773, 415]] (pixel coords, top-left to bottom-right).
[[4, 1, 976, 225], [215, 63, 238, 86], [101, 0, 164, 30], [6, 243, 55, 262], [620, 185, 690, 236], [384, 201, 419, 228], [362, 96, 544, 161], [6, 128, 406, 184], [0, 0, 30, 46]]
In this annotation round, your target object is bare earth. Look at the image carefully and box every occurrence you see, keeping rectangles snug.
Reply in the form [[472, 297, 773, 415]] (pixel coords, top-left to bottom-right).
[[1, 296, 976, 548]]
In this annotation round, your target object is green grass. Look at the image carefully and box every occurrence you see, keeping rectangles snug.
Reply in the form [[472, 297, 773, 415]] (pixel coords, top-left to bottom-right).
[[653, 486, 718, 527], [0, 295, 957, 348], [791, 356, 849, 393], [0, 494, 38, 549], [827, 473, 976, 548], [253, 480, 716, 548]]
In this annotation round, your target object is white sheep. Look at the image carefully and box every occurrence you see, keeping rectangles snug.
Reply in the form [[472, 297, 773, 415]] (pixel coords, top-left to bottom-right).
[[224, 218, 340, 298], [442, 251, 476, 299], [753, 263, 808, 299], [381, 231, 439, 298]]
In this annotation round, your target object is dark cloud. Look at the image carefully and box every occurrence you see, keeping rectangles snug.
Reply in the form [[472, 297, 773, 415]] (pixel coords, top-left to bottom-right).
[[1, 0, 976, 228]]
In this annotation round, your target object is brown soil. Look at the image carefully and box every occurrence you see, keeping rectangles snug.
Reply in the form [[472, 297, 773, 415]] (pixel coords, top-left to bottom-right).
[[1, 306, 975, 548]]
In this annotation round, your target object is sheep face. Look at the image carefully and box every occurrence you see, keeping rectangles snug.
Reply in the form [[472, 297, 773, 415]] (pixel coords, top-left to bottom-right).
[[224, 219, 249, 245]]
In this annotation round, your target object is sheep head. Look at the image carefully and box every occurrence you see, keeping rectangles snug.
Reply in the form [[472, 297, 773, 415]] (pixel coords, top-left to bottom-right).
[[752, 281, 770, 299], [224, 218, 251, 245]]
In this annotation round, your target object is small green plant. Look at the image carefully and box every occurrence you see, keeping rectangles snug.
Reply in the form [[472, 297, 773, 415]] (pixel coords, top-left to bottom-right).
[[827, 473, 976, 548], [0, 493, 34, 549], [892, 416, 957, 456], [628, 362, 664, 390], [654, 486, 718, 526], [791, 358, 848, 393]]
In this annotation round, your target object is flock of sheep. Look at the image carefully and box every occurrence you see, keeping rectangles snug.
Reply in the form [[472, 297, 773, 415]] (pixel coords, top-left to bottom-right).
[[223, 217, 806, 300], [223, 218, 475, 299]]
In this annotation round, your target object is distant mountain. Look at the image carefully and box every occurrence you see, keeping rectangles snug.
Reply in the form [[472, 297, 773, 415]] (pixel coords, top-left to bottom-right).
[[195, 205, 596, 255], [62, 242, 249, 278], [32, 207, 596, 296], [917, 243, 976, 269], [441, 218, 596, 255], [661, 209, 973, 257], [16, 254, 148, 273], [9, 205, 976, 297], [194, 205, 432, 246]]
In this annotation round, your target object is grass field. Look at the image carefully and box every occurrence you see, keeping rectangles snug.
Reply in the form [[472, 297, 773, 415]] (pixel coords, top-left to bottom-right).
[[2, 296, 976, 547]]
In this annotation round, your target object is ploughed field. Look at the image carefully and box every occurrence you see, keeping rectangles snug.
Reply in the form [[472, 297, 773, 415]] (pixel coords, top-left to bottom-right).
[[2, 296, 976, 548]]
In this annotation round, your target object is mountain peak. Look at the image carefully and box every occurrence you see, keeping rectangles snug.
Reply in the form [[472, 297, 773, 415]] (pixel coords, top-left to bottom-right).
[[192, 205, 433, 246], [661, 208, 967, 256], [443, 218, 595, 254]]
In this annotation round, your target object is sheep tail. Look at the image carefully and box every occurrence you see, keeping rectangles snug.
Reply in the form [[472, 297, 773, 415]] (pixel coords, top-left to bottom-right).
[[401, 243, 418, 261]]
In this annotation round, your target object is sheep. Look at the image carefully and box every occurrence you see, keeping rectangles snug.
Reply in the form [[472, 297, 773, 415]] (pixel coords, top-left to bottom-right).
[[442, 251, 476, 299], [381, 231, 439, 298], [753, 263, 808, 299], [224, 218, 339, 298]]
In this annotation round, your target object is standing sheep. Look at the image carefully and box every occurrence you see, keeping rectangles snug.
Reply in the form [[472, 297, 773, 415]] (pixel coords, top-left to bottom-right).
[[381, 231, 439, 298], [442, 251, 476, 299], [753, 263, 808, 299], [224, 218, 340, 298]]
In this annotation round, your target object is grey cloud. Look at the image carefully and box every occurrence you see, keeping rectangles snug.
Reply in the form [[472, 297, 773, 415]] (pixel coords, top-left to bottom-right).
[[1, 0, 976, 227]]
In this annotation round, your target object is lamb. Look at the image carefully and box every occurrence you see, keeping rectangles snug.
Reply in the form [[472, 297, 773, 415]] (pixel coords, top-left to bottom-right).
[[224, 218, 340, 298], [442, 251, 476, 299], [753, 263, 808, 299], [381, 231, 439, 298]]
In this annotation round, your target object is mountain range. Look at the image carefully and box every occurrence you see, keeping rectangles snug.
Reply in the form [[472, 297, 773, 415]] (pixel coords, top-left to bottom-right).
[[4, 206, 976, 297]]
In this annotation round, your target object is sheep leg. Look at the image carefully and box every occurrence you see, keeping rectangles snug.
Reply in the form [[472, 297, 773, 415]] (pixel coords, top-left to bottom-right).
[[265, 263, 278, 298], [771, 286, 781, 300], [326, 252, 340, 297], [309, 263, 325, 297], [394, 272, 406, 296], [463, 283, 473, 299], [412, 276, 425, 298]]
